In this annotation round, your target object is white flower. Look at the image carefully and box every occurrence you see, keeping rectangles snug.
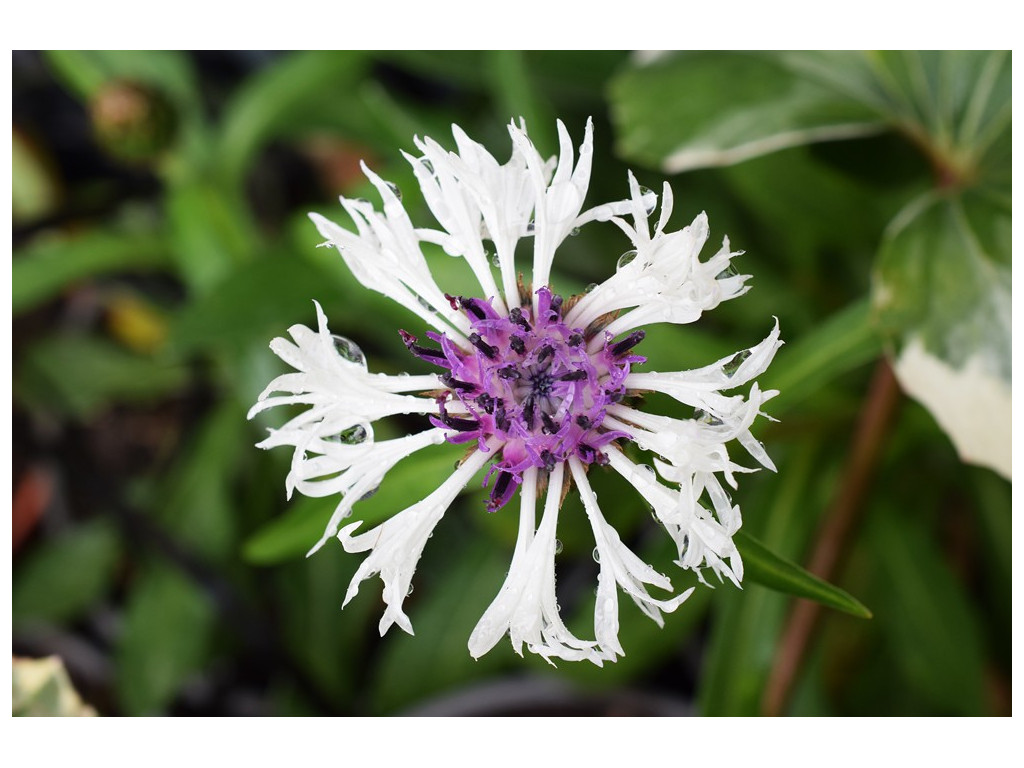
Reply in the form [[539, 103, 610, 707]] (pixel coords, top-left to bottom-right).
[[249, 118, 781, 665]]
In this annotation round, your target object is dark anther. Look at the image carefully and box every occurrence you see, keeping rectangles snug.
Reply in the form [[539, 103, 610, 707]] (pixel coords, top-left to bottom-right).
[[444, 293, 460, 311], [575, 414, 592, 429], [540, 450, 556, 472], [495, 405, 511, 432], [493, 472, 513, 503], [578, 443, 595, 462], [537, 345, 554, 364], [609, 389, 625, 403], [568, 332, 584, 347], [541, 413, 558, 434], [594, 451, 609, 466], [509, 307, 531, 331], [558, 370, 587, 382], [440, 413, 479, 432], [509, 335, 526, 354], [497, 366, 521, 380], [399, 329, 447, 362], [475, 393, 495, 414], [523, 398, 536, 429], [458, 296, 487, 320], [469, 333, 498, 359], [611, 330, 646, 357], [549, 294, 564, 318], [440, 373, 476, 391]]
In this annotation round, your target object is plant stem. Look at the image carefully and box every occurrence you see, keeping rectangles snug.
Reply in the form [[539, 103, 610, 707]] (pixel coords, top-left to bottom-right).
[[761, 358, 900, 716]]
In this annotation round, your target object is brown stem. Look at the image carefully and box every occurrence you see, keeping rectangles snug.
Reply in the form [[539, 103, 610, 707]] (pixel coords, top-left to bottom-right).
[[761, 358, 901, 716]]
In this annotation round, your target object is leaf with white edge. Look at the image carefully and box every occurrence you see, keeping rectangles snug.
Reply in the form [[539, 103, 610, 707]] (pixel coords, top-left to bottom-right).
[[873, 190, 1011, 478], [610, 52, 885, 172], [735, 531, 872, 619]]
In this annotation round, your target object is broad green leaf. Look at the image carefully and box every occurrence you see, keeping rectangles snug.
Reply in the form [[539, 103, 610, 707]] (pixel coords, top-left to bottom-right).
[[874, 190, 1010, 478], [15, 335, 189, 420], [736, 531, 871, 619], [116, 564, 216, 715], [13, 519, 121, 626], [868, 508, 987, 714], [153, 402, 247, 562], [13, 230, 170, 315], [761, 299, 882, 416], [368, 537, 512, 714], [166, 179, 255, 295], [610, 52, 884, 173], [217, 51, 370, 182], [12, 656, 97, 717], [243, 442, 480, 565], [44, 50, 197, 104], [12, 129, 60, 225]]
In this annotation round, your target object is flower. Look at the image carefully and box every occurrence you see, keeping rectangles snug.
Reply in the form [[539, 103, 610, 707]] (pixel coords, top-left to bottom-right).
[[248, 118, 781, 665]]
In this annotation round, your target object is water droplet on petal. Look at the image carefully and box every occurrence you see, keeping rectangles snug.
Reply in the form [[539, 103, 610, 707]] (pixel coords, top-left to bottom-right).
[[360, 484, 380, 501], [331, 424, 368, 444], [585, 282, 598, 294], [406, 583, 414, 596], [385, 181, 402, 200], [417, 295, 438, 313], [525, 219, 536, 235], [640, 463, 656, 478], [693, 409, 723, 427], [491, 252, 501, 268], [616, 250, 638, 271], [723, 349, 752, 377], [554, 539, 563, 555], [420, 158, 434, 174], [592, 547, 601, 563], [639, 186, 656, 215], [717, 264, 739, 280], [569, 226, 581, 237], [332, 335, 366, 365]]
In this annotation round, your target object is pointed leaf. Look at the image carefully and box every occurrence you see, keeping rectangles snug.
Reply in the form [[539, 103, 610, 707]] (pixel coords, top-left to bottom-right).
[[735, 530, 871, 619]]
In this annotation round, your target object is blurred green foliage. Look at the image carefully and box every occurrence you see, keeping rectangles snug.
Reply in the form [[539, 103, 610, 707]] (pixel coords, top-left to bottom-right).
[[12, 51, 1010, 716]]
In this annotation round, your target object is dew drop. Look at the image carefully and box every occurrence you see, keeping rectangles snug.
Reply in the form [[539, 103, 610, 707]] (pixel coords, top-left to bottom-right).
[[417, 295, 438, 313], [639, 186, 657, 214], [693, 409, 723, 427], [491, 252, 501, 268], [525, 219, 536, 235], [420, 158, 434, 174], [331, 335, 365, 365], [554, 539, 563, 555], [723, 349, 752, 377], [341, 509, 353, 520], [385, 181, 402, 200], [406, 583, 414, 596], [585, 282, 598, 294], [640, 463, 656, 478], [616, 250, 638, 271], [329, 424, 368, 445], [717, 264, 739, 280], [592, 547, 601, 563], [569, 226, 581, 237], [680, 534, 690, 557], [360, 484, 380, 501]]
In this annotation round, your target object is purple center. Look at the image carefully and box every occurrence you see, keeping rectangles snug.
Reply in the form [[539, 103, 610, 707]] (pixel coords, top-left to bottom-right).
[[401, 287, 645, 511]]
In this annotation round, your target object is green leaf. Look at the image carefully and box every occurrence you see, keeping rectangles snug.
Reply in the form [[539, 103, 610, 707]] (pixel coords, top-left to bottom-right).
[[368, 537, 512, 713], [735, 530, 871, 619], [217, 51, 370, 182], [486, 51, 555, 157], [868, 508, 987, 714], [13, 230, 170, 315], [15, 335, 189, 420], [13, 519, 121, 626], [243, 442, 479, 565], [873, 190, 1010, 477], [761, 298, 882, 416], [116, 564, 216, 715], [610, 52, 884, 172], [45, 50, 198, 104]]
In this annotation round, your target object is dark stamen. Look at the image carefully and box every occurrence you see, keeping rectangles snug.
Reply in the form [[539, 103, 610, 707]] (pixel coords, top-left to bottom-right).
[[575, 414, 592, 429], [495, 404, 510, 432], [469, 333, 498, 359], [509, 335, 526, 354], [475, 393, 495, 414], [491, 472, 513, 506], [441, 413, 479, 432], [549, 294, 563, 318], [497, 366, 521, 380], [611, 330, 646, 357], [568, 332, 584, 347], [509, 307, 531, 331], [558, 370, 587, 382], [541, 413, 558, 434], [540, 450, 556, 472], [458, 296, 487, 320], [399, 330, 447, 362], [537, 345, 554, 364], [523, 398, 536, 429], [440, 373, 476, 391], [444, 293, 460, 311]]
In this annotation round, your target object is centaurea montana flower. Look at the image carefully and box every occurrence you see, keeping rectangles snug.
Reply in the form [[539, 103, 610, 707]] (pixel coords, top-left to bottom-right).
[[248, 119, 782, 665]]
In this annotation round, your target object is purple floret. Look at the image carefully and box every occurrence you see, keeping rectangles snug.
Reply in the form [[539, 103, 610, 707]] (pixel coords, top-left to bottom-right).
[[406, 287, 643, 511]]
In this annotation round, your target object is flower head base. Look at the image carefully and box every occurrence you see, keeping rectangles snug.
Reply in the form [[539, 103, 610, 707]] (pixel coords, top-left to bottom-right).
[[249, 118, 782, 665]]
